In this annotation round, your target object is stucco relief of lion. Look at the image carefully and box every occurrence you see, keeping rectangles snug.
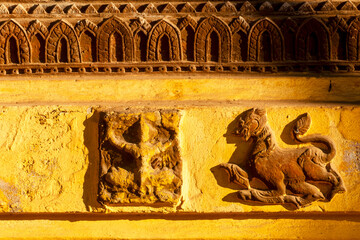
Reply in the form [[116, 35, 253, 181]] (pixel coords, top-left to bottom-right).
[[221, 108, 345, 208]]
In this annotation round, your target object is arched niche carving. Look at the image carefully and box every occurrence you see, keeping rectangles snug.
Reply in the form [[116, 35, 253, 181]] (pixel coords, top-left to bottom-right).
[[27, 20, 48, 63], [248, 18, 284, 62], [97, 17, 133, 62], [348, 18, 360, 61], [27, 20, 48, 40], [147, 20, 182, 61], [195, 16, 231, 63], [75, 19, 98, 37], [296, 18, 331, 61], [0, 19, 31, 64], [75, 20, 98, 63], [281, 18, 297, 61], [179, 16, 197, 61], [46, 20, 81, 63], [230, 17, 250, 62], [134, 29, 147, 62]]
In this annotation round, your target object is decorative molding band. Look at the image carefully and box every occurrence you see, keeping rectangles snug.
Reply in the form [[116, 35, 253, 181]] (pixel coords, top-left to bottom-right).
[[0, 1, 359, 75]]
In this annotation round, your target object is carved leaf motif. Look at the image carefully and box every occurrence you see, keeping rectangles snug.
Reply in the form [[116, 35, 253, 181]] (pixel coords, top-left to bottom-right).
[[49, 4, 64, 14], [65, 4, 81, 14], [31, 4, 47, 14], [318, 1, 336, 11], [220, 1, 237, 13], [102, 3, 120, 13], [12, 4, 27, 14], [240, 1, 256, 13], [279, 2, 294, 12], [295, 113, 311, 135], [201, 1, 217, 13], [142, 3, 159, 14], [259, 1, 273, 12], [220, 163, 250, 189], [298, 2, 315, 13], [339, 1, 357, 10], [179, 2, 195, 13], [122, 3, 137, 13], [83, 4, 98, 14], [0, 4, 9, 14], [160, 3, 178, 13]]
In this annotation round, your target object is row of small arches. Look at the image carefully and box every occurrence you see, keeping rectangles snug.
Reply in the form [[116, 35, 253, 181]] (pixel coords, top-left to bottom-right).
[[1, 16, 360, 65]]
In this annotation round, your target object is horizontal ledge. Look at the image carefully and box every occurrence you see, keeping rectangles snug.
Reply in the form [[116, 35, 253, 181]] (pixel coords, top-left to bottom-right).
[[1, 62, 360, 76], [0, 100, 358, 107], [0, 211, 359, 221]]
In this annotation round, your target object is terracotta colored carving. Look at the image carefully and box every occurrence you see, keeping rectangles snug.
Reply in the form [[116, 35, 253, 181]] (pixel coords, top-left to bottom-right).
[[0, 20, 31, 64], [97, 17, 133, 63], [195, 16, 231, 63], [248, 18, 284, 62], [46, 20, 81, 63], [147, 20, 182, 61], [221, 109, 346, 208], [0, 1, 358, 74], [296, 18, 330, 61], [98, 111, 182, 205]]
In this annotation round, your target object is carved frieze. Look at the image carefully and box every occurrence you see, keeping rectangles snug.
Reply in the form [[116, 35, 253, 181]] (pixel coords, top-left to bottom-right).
[[220, 109, 346, 209], [0, 1, 359, 75], [98, 111, 182, 205]]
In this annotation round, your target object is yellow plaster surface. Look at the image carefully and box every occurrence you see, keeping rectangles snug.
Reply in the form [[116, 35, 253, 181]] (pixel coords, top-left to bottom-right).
[[0, 216, 359, 239], [0, 105, 357, 214], [0, 75, 358, 104], [0, 75, 358, 239]]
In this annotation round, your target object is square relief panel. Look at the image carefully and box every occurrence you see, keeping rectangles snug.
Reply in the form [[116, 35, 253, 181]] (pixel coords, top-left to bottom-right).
[[98, 110, 182, 206]]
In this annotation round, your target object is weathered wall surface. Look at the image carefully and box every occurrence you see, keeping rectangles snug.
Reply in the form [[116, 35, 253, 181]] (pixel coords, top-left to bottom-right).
[[0, 74, 358, 239]]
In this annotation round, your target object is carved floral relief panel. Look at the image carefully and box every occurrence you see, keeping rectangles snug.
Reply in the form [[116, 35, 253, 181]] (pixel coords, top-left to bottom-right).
[[98, 110, 182, 205]]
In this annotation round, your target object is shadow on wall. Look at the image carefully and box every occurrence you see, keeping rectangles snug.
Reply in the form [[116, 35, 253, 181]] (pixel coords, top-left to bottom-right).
[[210, 111, 299, 210], [211, 112, 253, 191], [82, 110, 103, 211]]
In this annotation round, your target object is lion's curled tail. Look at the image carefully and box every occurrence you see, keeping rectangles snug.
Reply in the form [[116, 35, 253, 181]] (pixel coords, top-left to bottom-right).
[[293, 113, 336, 163]]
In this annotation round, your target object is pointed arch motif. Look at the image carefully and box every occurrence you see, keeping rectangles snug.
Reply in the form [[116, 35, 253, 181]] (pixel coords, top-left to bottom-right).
[[97, 17, 133, 62], [27, 20, 48, 40], [248, 18, 284, 61], [195, 16, 231, 62], [348, 18, 360, 61], [75, 19, 98, 37], [178, 15, 197, 31], [147, 20, 182, 61], [75, 20, 98, 62], [296, 18, 330, 60], [281, 18, 298, 60], [229, 16, 250, 34], [230, 17, 250, 62], [134, 29, 147, 62], [46, 20, 81, 63], [179, 16, 197, 61], [328, 17, 348, 60], [0, 19, 31, 64]]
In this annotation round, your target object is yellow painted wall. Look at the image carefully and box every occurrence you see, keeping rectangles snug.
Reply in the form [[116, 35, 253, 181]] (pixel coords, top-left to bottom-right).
[[0, 74, 359, 238]]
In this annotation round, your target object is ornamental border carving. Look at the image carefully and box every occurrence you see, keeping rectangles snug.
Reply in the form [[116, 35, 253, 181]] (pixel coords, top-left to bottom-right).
[[46, 20, 81, 63], [248, 18, 284, 62], [0, 1, 359, 75], [195, 16, 231, 63], [147, 19, 182, 61], [97, 17, 133, 62], [0, 19, 31, 64]]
